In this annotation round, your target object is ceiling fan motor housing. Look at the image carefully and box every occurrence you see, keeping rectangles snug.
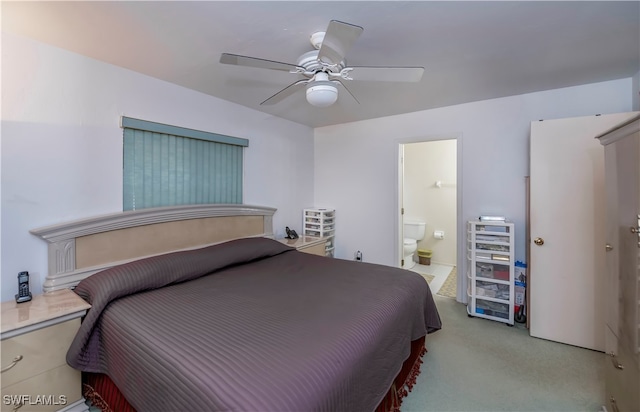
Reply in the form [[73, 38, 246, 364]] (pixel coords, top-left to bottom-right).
[[297, 50, 345, 76]]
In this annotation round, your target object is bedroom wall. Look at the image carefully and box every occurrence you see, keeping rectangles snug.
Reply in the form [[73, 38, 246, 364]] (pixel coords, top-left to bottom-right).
[[314, 78, 633, 301], [0, 32, 314, 301]]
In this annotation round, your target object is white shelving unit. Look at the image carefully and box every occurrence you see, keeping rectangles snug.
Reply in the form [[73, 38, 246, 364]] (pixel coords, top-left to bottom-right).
[[466, 220, 515, 325], [303, 208, 335, 257]]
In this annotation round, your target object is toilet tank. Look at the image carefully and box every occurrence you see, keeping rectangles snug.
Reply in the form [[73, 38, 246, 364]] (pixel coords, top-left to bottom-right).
[[404, 219, 426, 240]]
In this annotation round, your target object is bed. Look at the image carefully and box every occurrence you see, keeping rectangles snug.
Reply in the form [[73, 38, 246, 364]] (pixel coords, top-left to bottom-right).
[[30, 204, 441, 412]]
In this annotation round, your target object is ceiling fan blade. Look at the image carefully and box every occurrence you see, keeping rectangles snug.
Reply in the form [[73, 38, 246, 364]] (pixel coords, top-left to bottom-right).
[[317, 20, 364, 65], [347, 66, 425, 82], [260, 79, 310, 105], [220, 53, 302, 72], [332, 80, 360, 104]]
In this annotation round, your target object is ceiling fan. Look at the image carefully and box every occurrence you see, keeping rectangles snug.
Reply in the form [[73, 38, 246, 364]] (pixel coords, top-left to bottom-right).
[[219, 20, 424, 108]]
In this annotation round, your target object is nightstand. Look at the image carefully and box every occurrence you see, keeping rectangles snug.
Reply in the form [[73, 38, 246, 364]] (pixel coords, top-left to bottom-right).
[[1, 289, 91, 412], [278, 236, 328, 256]]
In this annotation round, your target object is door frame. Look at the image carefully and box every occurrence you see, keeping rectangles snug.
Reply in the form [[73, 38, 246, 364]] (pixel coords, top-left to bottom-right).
[[395, 133, 465, 302]]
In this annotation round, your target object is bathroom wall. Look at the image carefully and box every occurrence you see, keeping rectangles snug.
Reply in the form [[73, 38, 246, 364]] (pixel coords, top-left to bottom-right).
[[404, 139, 457, 265]]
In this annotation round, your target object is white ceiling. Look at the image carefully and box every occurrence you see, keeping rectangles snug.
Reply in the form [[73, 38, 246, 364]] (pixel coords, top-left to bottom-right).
[[3, 1, 639, 128]]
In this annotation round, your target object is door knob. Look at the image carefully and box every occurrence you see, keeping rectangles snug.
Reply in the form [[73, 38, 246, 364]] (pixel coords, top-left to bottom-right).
[[534, 237, 544, 246], [606, 244, 613, 251]]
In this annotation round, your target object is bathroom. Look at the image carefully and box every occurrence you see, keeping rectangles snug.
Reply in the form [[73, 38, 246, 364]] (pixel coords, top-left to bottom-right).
[[401, 139, 457, 296]]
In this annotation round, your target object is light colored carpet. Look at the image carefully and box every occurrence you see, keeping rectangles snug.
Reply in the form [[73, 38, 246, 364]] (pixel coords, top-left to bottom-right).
[[87, 294, 603, 412], [401, 296, 604, 411], [436, 266, 457, 298]]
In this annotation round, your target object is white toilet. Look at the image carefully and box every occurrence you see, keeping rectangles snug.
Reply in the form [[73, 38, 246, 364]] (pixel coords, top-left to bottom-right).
[[403, 219, 426, 269]]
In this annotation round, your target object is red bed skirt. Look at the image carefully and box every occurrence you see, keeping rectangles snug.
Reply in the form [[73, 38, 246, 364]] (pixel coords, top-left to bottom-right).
[[374, 336, 427, 412], [83, 336, 427, 412]]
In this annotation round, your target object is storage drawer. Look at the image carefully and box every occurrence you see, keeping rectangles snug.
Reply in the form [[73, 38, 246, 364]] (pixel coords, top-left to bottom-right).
[[605, 326, 640, 412], [475, 242, 510, 252], [304, 223, 334, 231], [475, 262, 510, 281], [1, 364, 81, 411], [305, 210, 334, 218], [475, 224, 510, 234], [475, 280, 510, 300], [1, 319, 80, 388], [305, 216, 334, 225], [475, 300, 510, 319]]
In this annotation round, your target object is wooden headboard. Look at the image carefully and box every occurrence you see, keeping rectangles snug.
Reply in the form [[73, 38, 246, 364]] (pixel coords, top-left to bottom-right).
[[30, 204, 276, 292]]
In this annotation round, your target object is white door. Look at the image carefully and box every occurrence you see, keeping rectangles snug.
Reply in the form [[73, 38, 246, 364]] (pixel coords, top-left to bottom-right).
[[529, 112, 637, 351]]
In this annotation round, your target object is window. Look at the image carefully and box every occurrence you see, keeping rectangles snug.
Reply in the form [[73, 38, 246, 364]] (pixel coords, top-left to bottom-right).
[[122, 117, 248, 211]]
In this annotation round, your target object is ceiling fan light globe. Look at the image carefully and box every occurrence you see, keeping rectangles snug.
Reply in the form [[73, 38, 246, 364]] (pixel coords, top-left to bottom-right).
[[306, 83, 338, 107]]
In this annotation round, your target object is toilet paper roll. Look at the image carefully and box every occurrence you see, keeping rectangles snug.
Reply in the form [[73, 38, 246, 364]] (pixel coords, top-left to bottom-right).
[[434, 230, 445, 240]]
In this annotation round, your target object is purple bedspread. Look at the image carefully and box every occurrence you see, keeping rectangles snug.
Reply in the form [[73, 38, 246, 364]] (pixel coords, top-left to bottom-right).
[[68, 237, 441, 412]]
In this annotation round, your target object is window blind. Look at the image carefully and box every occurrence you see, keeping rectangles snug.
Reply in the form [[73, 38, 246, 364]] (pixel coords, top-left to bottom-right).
[[122, 117, 247, 211]]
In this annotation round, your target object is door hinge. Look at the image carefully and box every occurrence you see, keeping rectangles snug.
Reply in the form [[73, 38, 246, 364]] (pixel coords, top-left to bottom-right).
[[401, 208, 404, 215], [401, 259, 404, 267]]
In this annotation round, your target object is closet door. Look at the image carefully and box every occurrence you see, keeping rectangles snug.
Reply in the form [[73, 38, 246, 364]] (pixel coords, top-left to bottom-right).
[[610, 127, 640, 354], [599, 115, 640, 412]]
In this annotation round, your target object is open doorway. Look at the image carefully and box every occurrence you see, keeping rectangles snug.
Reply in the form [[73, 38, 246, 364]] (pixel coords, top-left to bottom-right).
[[399, 139, 458, 297]]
